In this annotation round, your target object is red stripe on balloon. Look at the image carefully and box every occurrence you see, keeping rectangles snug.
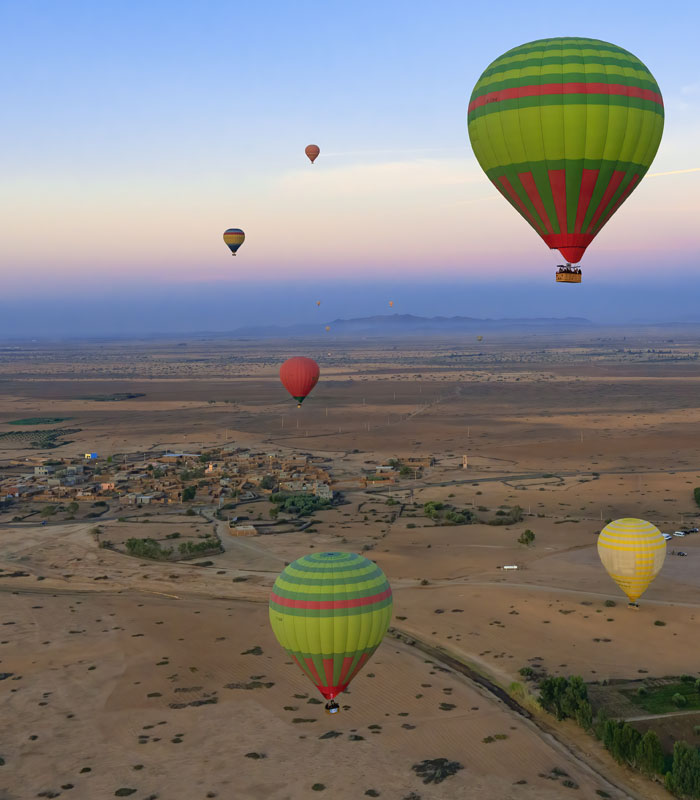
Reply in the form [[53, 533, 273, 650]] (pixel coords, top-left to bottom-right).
[[494, 175, 546, 235], [270, 586, 392, 610], [594, 173, 640, 232], [585, 171, 626, 233], [468, 82, 664, 112], [574, 169, 600, 233], [548, 169, 568, 234], [518, 171, 554, 234], [303, 656, 323, 686], [315, 653, 371, 699]]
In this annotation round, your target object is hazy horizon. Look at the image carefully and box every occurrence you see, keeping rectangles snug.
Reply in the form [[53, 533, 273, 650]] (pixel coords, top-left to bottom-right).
[[3, 278, 700, 339]]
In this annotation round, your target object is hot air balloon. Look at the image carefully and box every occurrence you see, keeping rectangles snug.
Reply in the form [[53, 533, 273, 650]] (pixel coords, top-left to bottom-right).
[[280, 356, 320, 407], [476, 335, 483, 342], [468, 38, 664, 282], [269, 551, 393, 713], [316, 301, 321, 307], [325, 325, 330, 332], [223, 228, 245, 256], [597, 518, 666, 606], [389, 301, 394, 308], [305, 144, 320, 164]]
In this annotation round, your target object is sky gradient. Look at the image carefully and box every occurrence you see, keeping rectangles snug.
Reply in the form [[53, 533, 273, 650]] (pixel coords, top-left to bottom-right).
[[2, 0, 699, 334]]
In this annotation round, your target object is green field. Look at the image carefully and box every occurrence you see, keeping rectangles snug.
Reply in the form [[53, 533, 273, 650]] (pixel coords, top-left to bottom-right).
[[0, 428, 81, 449], [79, 393, 145, 402], [623, 682, 700, 714], [8, 417, 69, 425]]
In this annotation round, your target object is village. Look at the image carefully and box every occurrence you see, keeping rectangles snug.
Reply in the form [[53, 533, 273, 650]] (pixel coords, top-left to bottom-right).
[[0, 445, 435, 522]]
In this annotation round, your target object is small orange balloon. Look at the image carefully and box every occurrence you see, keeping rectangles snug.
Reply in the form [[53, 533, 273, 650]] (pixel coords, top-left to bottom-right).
[[305, 144, 320, 164]]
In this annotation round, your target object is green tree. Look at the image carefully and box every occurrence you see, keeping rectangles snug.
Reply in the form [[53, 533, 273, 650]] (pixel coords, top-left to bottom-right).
[[67, 501, 79, 514], [575, 699, 593, 731], [40, 505, 56, 517], [636, 730, 665, 776], [260, 475, 276, 490], [182, 485, 196, 502], [666, 741, 700, 798], [518, 529, 535, 546]]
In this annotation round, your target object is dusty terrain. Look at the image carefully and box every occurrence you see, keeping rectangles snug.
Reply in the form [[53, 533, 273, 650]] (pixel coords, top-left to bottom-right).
[[2, 331, 700, 799]]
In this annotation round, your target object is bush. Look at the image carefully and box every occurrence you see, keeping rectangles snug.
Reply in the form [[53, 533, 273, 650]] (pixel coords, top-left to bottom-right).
[[653, 620, 666, 626], [518, 529, 535, 546], [125, 538, 172, 560], [604, 599, 616, 608], [694, 487, 700, 508], [672, 693, 687, 708]]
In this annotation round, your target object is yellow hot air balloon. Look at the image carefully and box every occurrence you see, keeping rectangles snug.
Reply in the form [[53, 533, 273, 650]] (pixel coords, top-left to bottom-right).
[[476, 335, 483, 342], [325, 325, 330, 332], [597, 518, 666, 605]]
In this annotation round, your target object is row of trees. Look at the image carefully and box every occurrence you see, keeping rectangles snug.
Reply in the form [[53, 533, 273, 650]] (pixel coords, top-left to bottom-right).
[[539, 675, 700, 796], [125, 537, 172, 560], [178, 538, 220, 556]]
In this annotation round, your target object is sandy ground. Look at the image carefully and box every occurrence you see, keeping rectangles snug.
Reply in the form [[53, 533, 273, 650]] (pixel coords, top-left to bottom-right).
[[3, 332, 700, 798]]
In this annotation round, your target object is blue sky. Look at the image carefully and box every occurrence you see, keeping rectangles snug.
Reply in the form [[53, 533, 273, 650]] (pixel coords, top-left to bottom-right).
[[1, 0, 699, 334]]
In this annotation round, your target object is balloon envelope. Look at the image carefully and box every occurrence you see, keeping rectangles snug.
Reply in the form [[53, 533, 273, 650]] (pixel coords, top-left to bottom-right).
[[468, 38, 664, 264], [597, 518, 666, 603], [223, 228, 245, 256], [269, 551, 393, 700], [280, 356, 320, 405], [305, 144, 320, 164]]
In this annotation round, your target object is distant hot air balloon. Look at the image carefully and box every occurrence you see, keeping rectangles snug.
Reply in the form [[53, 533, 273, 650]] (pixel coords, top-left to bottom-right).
[[389, 301, 394, 308], [597, 518, 666, 605], [325, 325, 330, 332], [223, 228, 245, 256], [476, 335, 483, 342], [269, 551, 393, 713], [468, 38, 664, 278], [305, 144, 320, 164], [280, 356, 320, 407], [316, 300, 321, 307]]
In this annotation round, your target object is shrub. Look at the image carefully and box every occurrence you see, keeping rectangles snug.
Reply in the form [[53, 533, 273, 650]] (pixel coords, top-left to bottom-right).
[[672, 693, 687, 708], [518, 529, 535, 546], [604, 600, 616, 608], [653, 620, 666, 626]]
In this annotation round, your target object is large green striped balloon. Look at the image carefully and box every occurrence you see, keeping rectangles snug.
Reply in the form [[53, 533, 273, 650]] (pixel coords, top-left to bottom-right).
[[468, 37, 664, 265], [269, 552, 393, 700]]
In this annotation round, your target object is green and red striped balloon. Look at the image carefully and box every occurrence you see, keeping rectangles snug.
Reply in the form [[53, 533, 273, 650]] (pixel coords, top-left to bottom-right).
[[468, 37, 664, 265], [269, 552, 393, 701]]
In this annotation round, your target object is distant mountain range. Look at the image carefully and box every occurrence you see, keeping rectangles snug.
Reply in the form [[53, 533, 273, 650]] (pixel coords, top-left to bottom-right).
[[229, 314, 594, 338]]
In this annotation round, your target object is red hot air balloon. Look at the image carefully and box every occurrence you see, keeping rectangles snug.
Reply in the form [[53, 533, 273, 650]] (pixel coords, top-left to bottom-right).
[[280, 357, 320, 407], [305, 144, 320, 164]]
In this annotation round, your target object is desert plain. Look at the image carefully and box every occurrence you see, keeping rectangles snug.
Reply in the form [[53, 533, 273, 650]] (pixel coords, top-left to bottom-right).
[[2, 329, 700, 799]]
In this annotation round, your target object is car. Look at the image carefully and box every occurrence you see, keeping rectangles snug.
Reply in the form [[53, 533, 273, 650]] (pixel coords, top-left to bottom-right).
[[673, 531, 687, 537], [663, 533, 673, 539], [678, 551, 688, 557]]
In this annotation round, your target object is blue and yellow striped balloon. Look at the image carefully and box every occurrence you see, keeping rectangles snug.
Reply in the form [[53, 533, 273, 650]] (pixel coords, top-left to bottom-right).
[[597, 517, 666, 603], [223, 228, 245, 256]]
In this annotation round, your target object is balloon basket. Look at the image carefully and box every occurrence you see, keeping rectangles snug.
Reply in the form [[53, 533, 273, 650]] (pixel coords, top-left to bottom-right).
[[627, 602, 640, 609]]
